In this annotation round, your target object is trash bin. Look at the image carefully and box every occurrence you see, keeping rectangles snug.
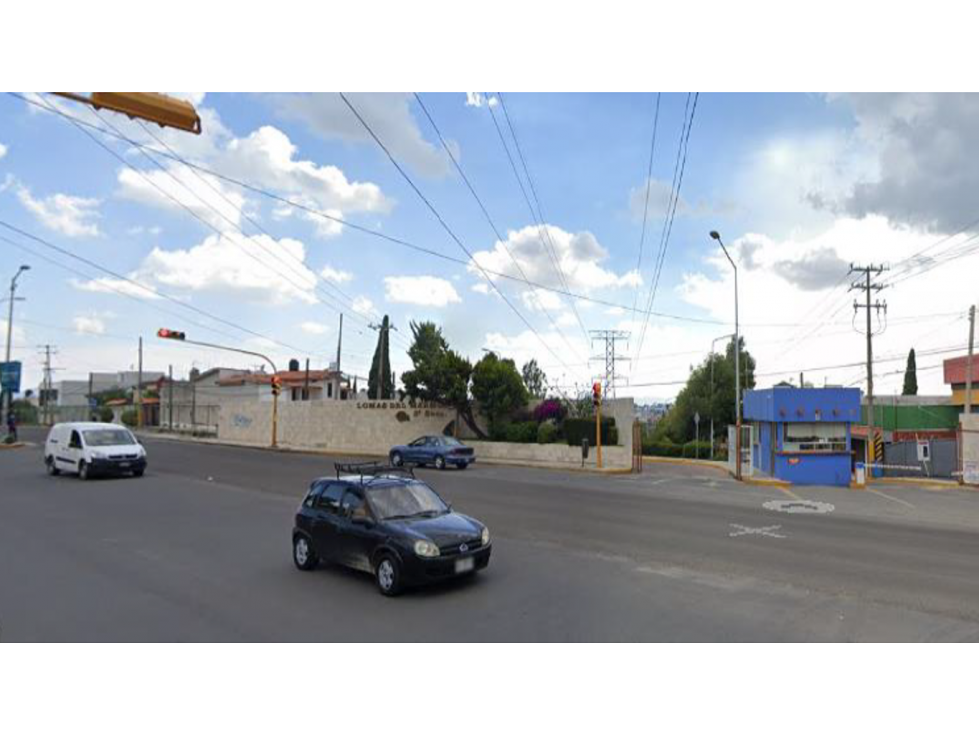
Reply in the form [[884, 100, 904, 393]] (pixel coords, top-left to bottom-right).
[[855, 462, 866, 486]]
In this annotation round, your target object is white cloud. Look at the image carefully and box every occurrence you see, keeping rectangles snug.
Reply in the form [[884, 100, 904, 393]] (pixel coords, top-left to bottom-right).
[[0, 142, 7, 159], [383, 275, 461, 307], [72, 315, 106, 335], [471, 224, 639, 293], [465, 93, 498, 108], [16, 185, 101, 237], [319, 264, 353, 284], [116, 165, 248, 233], [135, 233, 318, 305], [520, 288, 563, 312], [72, 276, 161, 300], [300, 321, 330, 335], [352, 296, 375, 316], [471, 282, 492, 295], [126, 225, 163, 236], [278, 93, 453, 178]]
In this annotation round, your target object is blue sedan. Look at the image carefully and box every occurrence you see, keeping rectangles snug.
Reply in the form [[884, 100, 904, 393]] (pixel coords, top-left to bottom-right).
[[389, 436, 476, 471]]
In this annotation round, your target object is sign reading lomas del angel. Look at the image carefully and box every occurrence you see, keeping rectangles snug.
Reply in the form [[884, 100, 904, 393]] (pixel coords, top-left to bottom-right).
[[355, 400, 448, 420]]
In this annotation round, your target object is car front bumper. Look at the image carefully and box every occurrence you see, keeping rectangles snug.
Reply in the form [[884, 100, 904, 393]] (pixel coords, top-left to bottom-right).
[[401, 544, 491, 585], [88, 457, 147, 476]]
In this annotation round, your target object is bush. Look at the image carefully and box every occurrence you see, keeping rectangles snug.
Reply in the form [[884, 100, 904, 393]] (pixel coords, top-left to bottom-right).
[[98, 406, 114, 423], [642, 441, 683, 457], [532, 398, 565, 424], [642, 440, 717, 459], [564, 417, 616, 446], [536, 420, 559, 444], [121, 408, 138, 428], [488, 422, 508, 442], [504, 420, 538, 444]]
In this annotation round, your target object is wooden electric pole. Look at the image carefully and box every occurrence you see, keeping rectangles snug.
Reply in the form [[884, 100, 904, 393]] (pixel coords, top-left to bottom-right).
[[850, 264, 888, 472]]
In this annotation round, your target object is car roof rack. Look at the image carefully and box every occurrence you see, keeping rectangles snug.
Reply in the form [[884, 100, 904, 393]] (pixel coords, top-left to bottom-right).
[[334, 461, 415, 482]]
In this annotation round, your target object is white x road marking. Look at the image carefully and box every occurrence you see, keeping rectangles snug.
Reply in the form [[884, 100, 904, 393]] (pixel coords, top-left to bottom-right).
[[729, 524, 786, 539]]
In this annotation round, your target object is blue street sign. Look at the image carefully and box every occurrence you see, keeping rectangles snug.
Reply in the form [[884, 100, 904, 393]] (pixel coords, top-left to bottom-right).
[[0, 361, 22, 394]]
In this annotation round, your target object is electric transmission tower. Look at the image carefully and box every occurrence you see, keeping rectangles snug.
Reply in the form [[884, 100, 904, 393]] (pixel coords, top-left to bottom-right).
[[590, 330, 630, 399]]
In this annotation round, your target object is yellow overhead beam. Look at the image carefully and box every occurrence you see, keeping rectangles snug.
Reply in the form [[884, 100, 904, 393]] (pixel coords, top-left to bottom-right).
[[53, 92, 201, 135]]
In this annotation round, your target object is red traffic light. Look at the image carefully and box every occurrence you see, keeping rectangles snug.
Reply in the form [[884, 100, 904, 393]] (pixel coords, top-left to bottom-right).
[[271, 375, 282, 396], [157, 328, 186, 340]]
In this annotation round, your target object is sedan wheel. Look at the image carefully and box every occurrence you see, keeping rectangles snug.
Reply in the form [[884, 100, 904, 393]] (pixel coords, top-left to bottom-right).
[[375, 555, 402, 596], [435, 455, 446, 471], [293, 535, 318, 571], [390, 451, 403, 467]]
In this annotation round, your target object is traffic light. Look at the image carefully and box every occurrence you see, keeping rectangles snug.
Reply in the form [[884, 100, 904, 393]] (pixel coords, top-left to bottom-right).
[[157, 328, 186, 340], [54, 92, 202, 135], [271, 376, 282, 397], [592, 381, 602, 407]]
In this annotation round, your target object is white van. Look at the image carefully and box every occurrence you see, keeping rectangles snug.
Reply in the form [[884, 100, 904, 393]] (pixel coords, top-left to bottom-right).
[[44, 422, 147, 480]]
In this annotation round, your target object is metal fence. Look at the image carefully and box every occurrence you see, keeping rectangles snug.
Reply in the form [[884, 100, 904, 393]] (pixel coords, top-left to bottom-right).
[[883, 439, 959, 479]]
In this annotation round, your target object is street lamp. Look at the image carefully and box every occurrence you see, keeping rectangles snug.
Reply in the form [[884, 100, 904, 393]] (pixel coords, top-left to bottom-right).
[[710, 231, 741, 479], [3, 265, 30, 431]]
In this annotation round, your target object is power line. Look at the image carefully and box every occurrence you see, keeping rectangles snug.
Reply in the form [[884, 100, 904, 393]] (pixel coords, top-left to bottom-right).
[[631, 93, 662, 320], [634, 93, 700, 366], [338, 92, 576, 388], [412, 93, 586, 362], [494, 92, 590, 342], [7, 92, 868, 331]]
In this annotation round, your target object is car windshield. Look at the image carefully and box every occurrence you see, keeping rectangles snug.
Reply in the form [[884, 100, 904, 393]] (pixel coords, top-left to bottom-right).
[[83, 429, 136, 447], [369, 481, 449, 520]]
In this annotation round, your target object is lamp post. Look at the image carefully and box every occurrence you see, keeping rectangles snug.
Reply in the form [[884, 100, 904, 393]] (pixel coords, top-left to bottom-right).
[[3, 265, 30, 431], [710, 231, 741, 479]]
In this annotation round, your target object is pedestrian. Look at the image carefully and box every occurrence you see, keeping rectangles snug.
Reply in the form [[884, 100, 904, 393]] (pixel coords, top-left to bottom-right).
[[6, 411, 17, 442]]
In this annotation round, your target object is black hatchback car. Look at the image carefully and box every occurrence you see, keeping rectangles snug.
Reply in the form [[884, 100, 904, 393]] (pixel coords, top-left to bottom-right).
[[292, 462, 491, 596]]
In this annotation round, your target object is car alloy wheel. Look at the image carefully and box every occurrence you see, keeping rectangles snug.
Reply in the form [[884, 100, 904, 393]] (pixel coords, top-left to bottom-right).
[[375, 555, 402, 596], [78, 461, 89, 481], [435, 455, 446, 471], [293, 535, 317, 571], [391, 451, 403, 467]]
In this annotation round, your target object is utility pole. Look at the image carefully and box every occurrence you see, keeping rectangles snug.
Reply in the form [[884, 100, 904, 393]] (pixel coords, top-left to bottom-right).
[[304, 358, 310, 401], [88, 372, 94, 420], [850, 263, 888, 472], [168, 364, 174, 430], [369, 317, 397, 400], [335, 313, 343, 401], [38, 344, 58, 426], [3, 265, 29, 430], [590, 330, 630, 399], [966, 304, 976, 415], [137, 337, 143, 429]]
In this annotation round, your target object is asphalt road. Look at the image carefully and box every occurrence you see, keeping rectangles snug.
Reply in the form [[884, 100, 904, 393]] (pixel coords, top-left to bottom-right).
[[4, 427, 979, 641]]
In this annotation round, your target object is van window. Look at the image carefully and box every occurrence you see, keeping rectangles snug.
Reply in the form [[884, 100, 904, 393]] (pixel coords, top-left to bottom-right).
[[69, 431, 82, 449]]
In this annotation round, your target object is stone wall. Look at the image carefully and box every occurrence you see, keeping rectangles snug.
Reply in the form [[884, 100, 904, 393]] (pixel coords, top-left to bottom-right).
[[217, 398, 455, 452], [962, 413, 979, 485], [466, 440, 630, 469]]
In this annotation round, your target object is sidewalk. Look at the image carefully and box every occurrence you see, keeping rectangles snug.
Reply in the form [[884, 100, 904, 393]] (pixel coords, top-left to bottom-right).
[[138, 430, 635, 475]]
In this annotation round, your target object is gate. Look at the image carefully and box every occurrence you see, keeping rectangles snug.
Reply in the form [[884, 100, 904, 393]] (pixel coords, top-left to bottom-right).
[[727, 424, 754, 478]]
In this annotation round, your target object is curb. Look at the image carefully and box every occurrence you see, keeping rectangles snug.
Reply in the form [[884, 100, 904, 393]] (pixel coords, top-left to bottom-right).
[[0, 442, 27, 450], [741, 476, 792, 488], [641, 456, 729, 474], [872, 477, 963, 490], [139, 432, 635, 475]]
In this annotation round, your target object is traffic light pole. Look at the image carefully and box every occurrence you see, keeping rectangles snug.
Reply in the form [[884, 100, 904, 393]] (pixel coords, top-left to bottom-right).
[[156, 332, 279, 447]]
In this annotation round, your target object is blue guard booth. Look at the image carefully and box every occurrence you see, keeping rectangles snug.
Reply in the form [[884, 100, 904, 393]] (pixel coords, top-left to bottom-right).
[[742, 387, 861, 486]]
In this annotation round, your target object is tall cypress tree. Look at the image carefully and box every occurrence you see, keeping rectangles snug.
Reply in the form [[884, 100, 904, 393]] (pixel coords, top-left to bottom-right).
[[902, 348, 918, 396], [369, 315, 395, 399]]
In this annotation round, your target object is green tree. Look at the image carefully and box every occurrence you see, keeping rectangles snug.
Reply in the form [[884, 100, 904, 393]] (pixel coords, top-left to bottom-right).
[[658, 337, 756, 444], [902, 348, 918, 396], [472, 352, 529, 431], [401, 321, 481, 437], [368, 315, 395, 400], [521, 359, 547, 400]]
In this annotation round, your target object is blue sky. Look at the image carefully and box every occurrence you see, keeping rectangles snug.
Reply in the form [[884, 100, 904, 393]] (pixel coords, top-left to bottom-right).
[[2, 93, 977, 399]]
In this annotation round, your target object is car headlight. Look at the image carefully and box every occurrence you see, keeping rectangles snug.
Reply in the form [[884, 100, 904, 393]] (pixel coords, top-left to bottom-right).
[[481, 527, 490, 546], [414, 539, 440, 558], [90, 451, 107, 459]]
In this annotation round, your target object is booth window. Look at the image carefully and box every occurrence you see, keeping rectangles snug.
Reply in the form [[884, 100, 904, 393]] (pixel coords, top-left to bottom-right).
[[783, 422, 846, 452]]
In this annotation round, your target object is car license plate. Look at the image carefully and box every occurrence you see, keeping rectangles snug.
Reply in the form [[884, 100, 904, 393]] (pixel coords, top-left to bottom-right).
[[454, 556, 475, 574], [119, 462, 130, 468]]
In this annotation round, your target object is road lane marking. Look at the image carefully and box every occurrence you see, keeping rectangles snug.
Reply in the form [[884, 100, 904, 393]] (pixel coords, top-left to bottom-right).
[[867, 488, 916, 509], [763, 499, 834, 515], [729, 523, 786, 539]]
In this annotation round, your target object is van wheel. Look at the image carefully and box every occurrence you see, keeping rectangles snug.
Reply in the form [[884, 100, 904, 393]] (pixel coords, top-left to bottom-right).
[[78, 461, 90, 481], [46, 456, 60, 476]]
